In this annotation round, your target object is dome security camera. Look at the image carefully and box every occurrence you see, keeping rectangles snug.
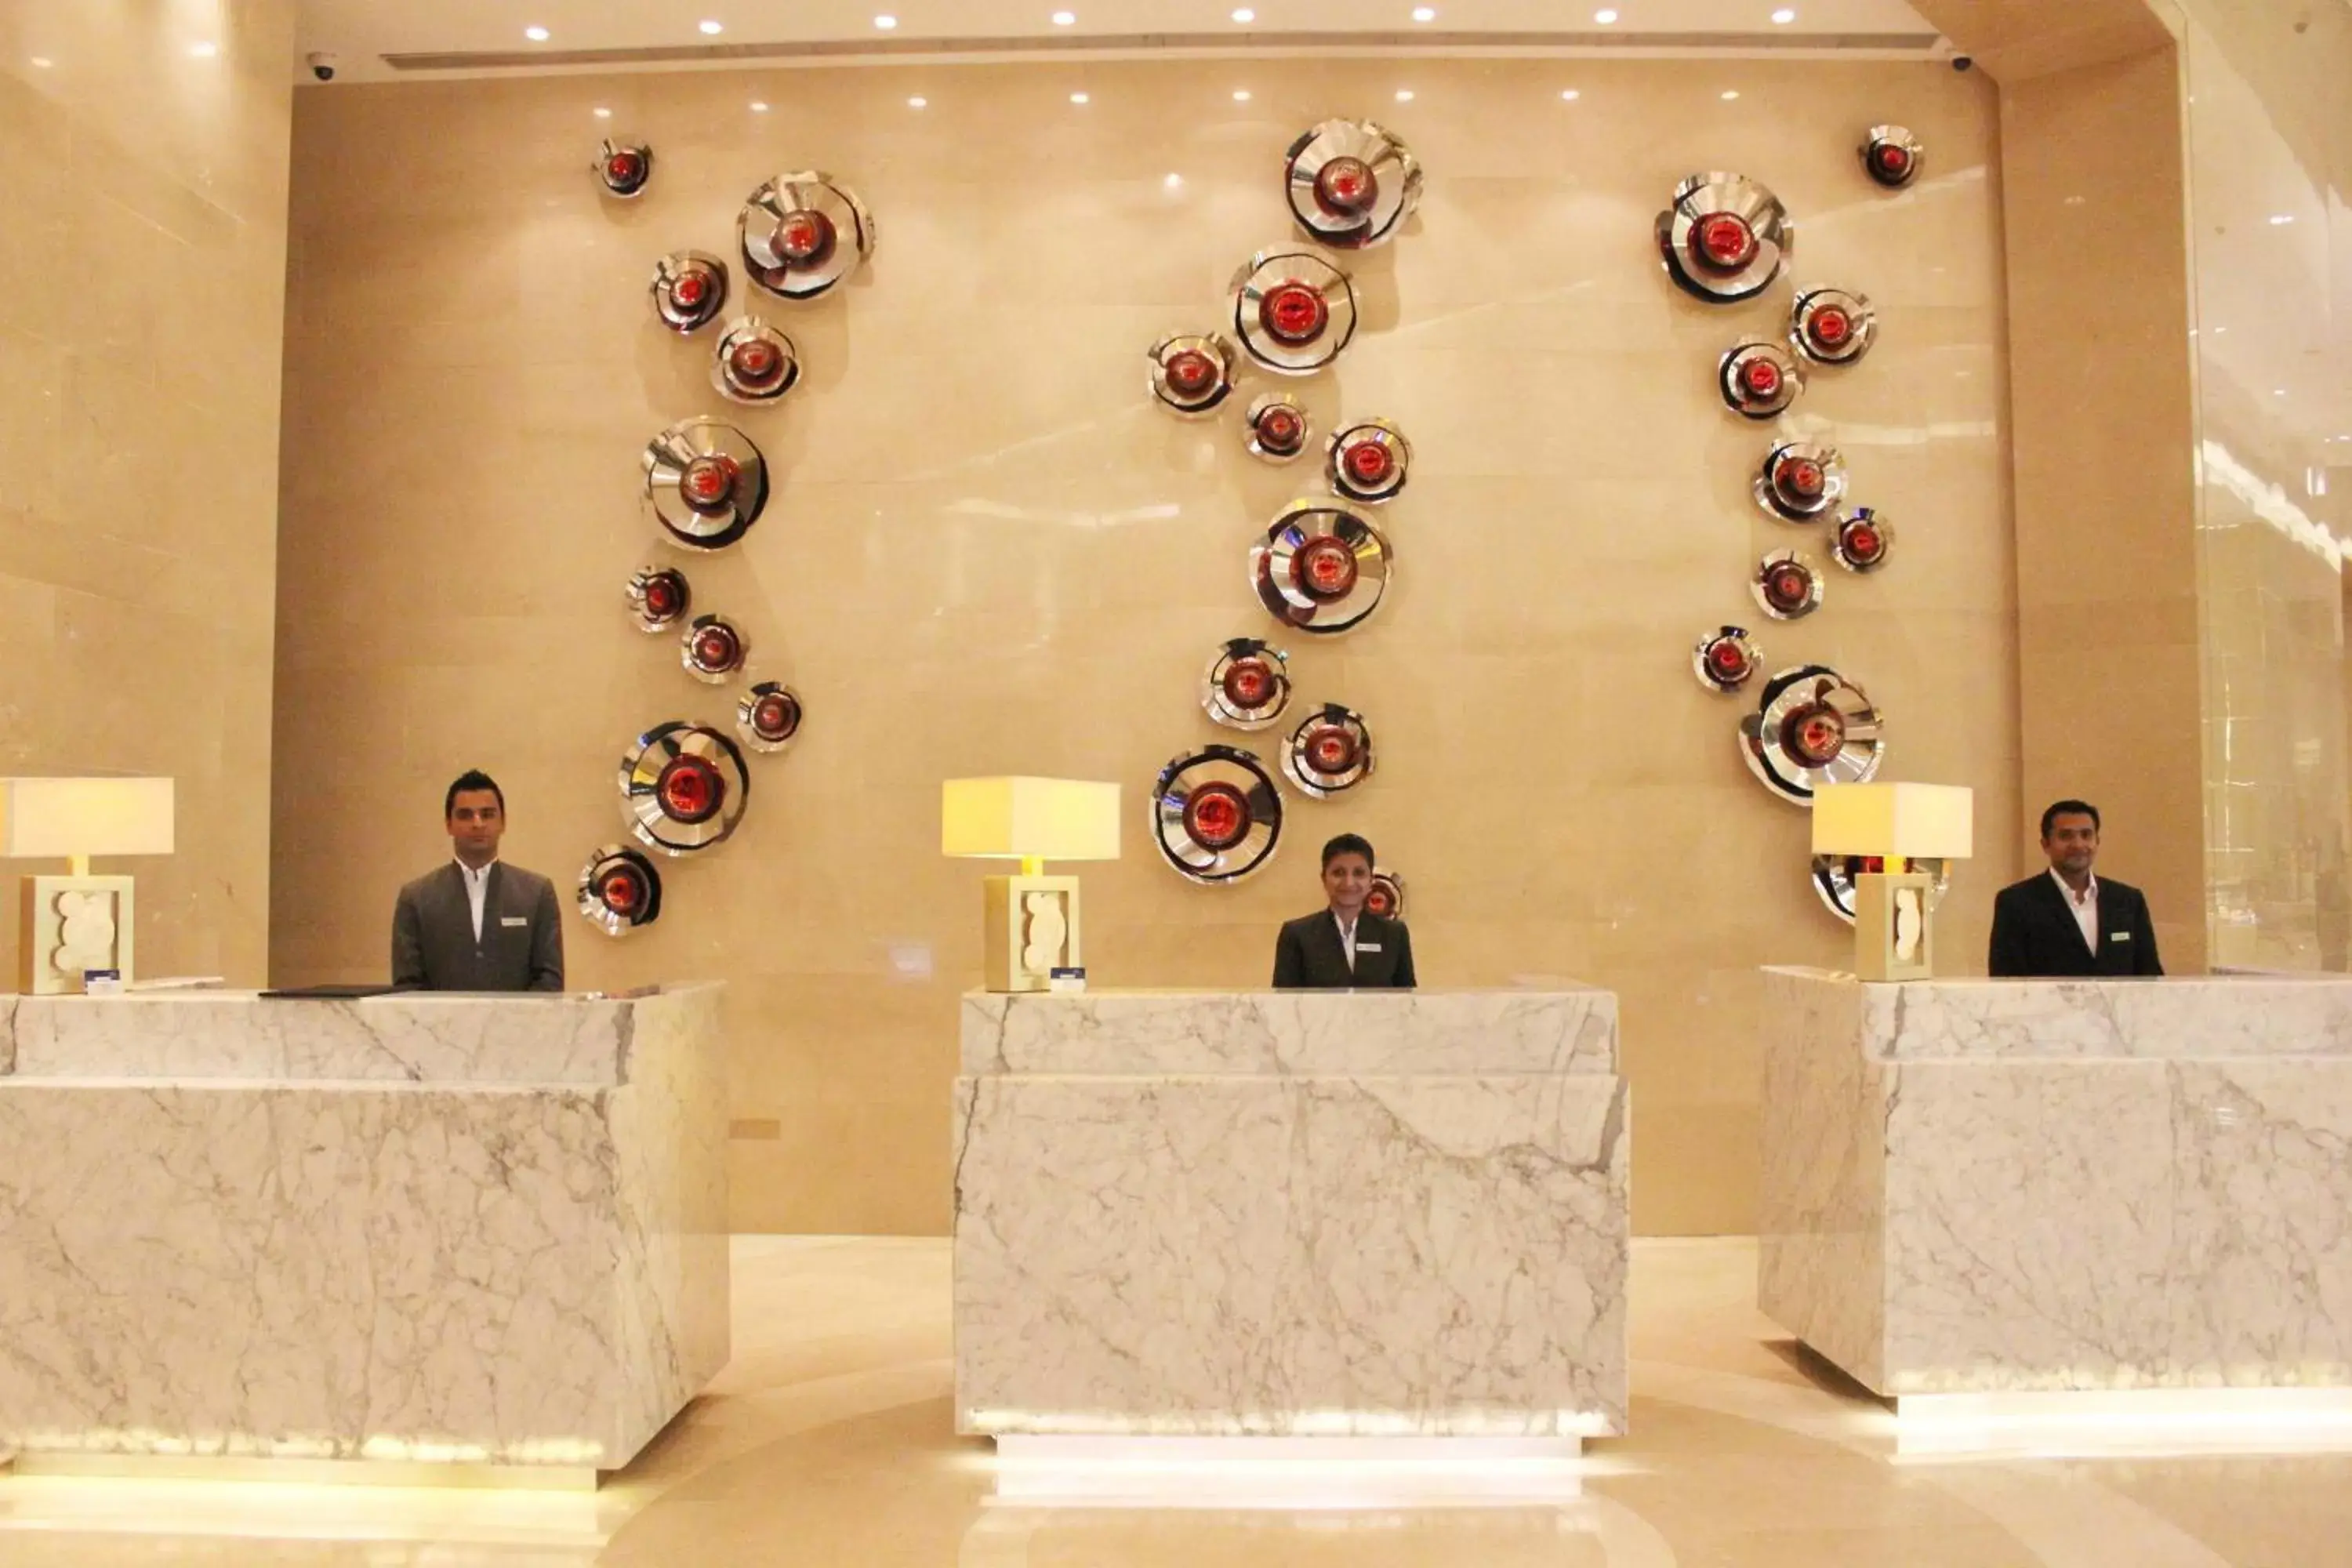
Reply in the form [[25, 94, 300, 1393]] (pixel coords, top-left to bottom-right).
[[307, 50, 338, 82]]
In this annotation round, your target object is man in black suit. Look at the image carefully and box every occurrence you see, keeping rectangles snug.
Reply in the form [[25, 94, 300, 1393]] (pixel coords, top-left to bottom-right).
[[1987, 799, 2162, 978], [1272, 833, 1417, 989], [391, 770, 566, 992]]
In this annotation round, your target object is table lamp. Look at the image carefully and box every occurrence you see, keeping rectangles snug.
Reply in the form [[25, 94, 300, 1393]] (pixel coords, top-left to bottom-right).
[[942, 777, 1121, 993], [2, 776, 176, 993], [1811, 781, 1973, 982]]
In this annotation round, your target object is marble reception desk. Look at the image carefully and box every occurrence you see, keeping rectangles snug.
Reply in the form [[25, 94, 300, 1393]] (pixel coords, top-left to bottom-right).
[[1759, 967, 2352, 1399], [0, 985, 729, 1477], [953, 989, 1629, 1441]]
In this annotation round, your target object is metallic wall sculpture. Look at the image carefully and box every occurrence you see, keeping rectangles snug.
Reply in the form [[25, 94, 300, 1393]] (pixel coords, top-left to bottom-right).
[[595, 138, 653, 198], [1251, 499, 1393, 635], [578, 843, 664, 936], [1283, 118, 1423, 249], [1245, 393, 1311, 462], [1202, 637, 1292, 730], [739, 172, 876, 299], [1693, 625, 1762, 694], [712, 317, 800, 403], [642, 419, 768, 550], [1366, 869, 1406, 920], [1754, 439, 1846, 522], [1657, 172, 1792, 303], [626, 564, 691, 633], [1231, 249, 1358, 374], [1739, 665, 1884, 806], [1752, 549, 1824, 621], [1719, 340, 1804, 419], [1151, 746, 1284, 884], [1149, 332, 1238, 417], [1831, 508, 1893, 572], [1282, 702, 1375, 797], [682, 614, 749, 683], [620, 720, 751, 855], [736, 681, 804, 753], [1860, 125, 1924, 189], [1791, 287, 1876, 365], [651, 251, 728, 333], [1327, 417, 1412, 504], [1811, 852, 1948, 924]]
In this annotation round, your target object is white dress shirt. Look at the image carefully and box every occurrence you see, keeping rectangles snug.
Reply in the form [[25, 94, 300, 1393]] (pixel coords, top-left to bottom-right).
[[1332, 911, 1359, 974], [2051, 869, 2098, 955], [457, 858, 497, 944]]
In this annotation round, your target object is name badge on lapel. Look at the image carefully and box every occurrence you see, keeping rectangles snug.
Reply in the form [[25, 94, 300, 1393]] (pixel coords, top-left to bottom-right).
[[1356, 942, 1382, 953], [2110, 931, 2131, 942], [501, 916, 529, 928]]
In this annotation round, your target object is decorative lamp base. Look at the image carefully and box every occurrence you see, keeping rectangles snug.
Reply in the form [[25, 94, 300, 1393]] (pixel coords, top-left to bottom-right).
[[1853, 870, 1934, 982], [982, 874, 1081, 994], [17, 873, 137, 995]]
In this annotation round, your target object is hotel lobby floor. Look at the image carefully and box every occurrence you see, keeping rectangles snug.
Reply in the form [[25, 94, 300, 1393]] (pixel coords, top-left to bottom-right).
[[3, 1238, 2350, 1566]]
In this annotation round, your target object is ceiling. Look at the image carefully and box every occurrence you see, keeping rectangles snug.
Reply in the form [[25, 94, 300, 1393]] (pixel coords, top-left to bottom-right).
[[295, 0, 1947, 83]]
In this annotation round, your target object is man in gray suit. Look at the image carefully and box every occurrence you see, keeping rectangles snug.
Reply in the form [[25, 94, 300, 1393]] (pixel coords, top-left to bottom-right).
[[392, 770, 565, 992]]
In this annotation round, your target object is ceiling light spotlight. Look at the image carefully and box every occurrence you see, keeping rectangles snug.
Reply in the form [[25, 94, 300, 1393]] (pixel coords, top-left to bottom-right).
[[1561, 88, 1581, 100], [1722, 89, 1740, 100], [908, 95, 927, 107], [699, 19, 724, 34], [593, 106, 612, 118], [1232, 5, 1255, 17], [1069, 90, 1090, 103], [1051, 9, 1076, 23], [1772, 6, 1797, 20], [189, 41, 220, 56], [1165, 172, 1184, 187], [874, 13, 898, 27], [2270, 214, 2296, 225], [30, 56, 53, 67], [1233, 88, 1251, 100], [750, 100, 769, 111], [1395, 89, 1415, 101], [1412, 5, 1438, 19], [1595, 7, 1619, 21]]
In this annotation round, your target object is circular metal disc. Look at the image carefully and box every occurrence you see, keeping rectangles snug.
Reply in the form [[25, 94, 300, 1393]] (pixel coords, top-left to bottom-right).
[[739, 171, 877, 299], [1657, 171, 1793, 303], [619, 720, 752, 855], [1150, 746, 1285, 884], [1283, 118, 1424, 249], [1250, 499, 1392, 636], [1231, 250, 1359, 374], [642, 418, 770, 550], [576, 843, 664, 935]]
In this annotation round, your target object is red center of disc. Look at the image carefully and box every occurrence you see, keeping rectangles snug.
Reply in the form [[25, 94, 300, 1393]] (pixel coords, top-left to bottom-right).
[[776, 209, 837, 265], [1183, 782, 1250, 851], [1165, 349, 1216, 394], [1811, 308, 1853, 348], [683, 455, 738, 509], [1781, 458, 1824, 499], [1693, 212, 1757, 272], [1875, 144, 1911, 176], [1741, 359, 1782, 398], [1784, 706, 1848, 767], [1306, 726, 1356, 774], [695, 629, 737, 669], [1708, 640, 1749, 677], [1366, 886, 1394, 917], [1313, 156, 1378, 216], [673, 273, 706, 307], [1258, 408, 1301, 448], [1844, 524, 1882, 561], [1223, 659, 1274, 708], [755, 695, 797, 736], [601, 870, 641, 913], [1294, 536, 1359, 600], [1766, 565, 1810, 610], [644, 579, 679, 615], [656, 756, 724, 822], [1261, 282, 1330, 345], [731, 340, 781, 383], [1345, 440, 1394, 485], [608, 152, 643, 185]]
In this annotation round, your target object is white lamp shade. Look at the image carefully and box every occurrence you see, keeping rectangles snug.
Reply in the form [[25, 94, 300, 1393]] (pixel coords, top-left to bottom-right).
[[1811, 782, 1973, 859], [942, 776, 1121, 862], [0, 777, 176, 859]]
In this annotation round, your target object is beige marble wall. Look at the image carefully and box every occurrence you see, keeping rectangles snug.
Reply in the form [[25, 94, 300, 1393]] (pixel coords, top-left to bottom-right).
[[270, 57, 2017, 1235], [0, 2, 294, 984]]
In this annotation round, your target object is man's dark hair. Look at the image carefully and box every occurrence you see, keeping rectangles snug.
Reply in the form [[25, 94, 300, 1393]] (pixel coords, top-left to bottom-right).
[[2040, 799, 2100, 839], [1320, 832, 1375, 870], [445, 769, 506, 819]]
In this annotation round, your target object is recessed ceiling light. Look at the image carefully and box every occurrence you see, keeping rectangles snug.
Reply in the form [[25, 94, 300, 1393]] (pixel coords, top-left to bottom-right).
[[189, 40, 220, 56], [1233, 88, 1251, 100], [1412, 5, 1437, 19], [1721, 89, 1740, 100], [1560, 89, 1581, 100], [750, 100, 769, 111], [874, 13, 897, 27], [2275, 388, 2288, 396], [699, 19, 724, 34], [2214, 325, 2228, 333], [29, 56, 52, 67], [1069, 90, 1089, 103], [1595, 7, 1618, 21], [593, 106, 612, 118], [523, 25, 549, 41], [1051, 9, 1076, 23], [1772, 7, 1796, 21], [2270, 214, 2296, 225], [1232, 5, 1255, 18], [1395, 89, 1415, 101], [1165, 172, 1184, 187], [908, 95, 927, 107]]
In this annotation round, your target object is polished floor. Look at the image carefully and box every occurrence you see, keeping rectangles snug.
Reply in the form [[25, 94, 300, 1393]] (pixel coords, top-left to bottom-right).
[[2, 1238, 2349, 1566]]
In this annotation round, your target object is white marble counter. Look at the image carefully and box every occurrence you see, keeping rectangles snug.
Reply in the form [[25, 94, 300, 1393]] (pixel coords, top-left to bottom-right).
[[1758, 967, 2352, 1398], [0, 985, 729, 1475], [954, 988, 1628, 1440]]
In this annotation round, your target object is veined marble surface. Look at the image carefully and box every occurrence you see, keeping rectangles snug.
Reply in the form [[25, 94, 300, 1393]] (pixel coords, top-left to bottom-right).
[[1812, 969, 2352, 1061], [955, 989, 1629, 1438], [6, 988, 698, 1083], [1759, 967, 2352, 1397], [960, 986, 1617, 1076], [0, 984, 729, 1470]]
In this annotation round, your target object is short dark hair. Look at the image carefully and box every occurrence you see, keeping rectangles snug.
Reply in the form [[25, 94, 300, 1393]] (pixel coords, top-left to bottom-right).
[[445, 769, 505, 819], [2040, 799, 2100, 839], [1320, 832, 1375, 870]]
